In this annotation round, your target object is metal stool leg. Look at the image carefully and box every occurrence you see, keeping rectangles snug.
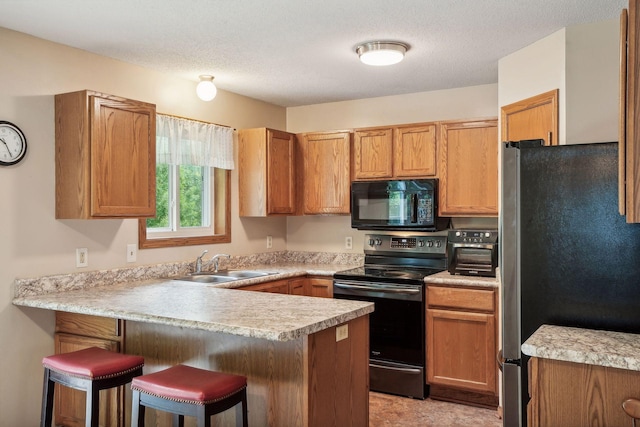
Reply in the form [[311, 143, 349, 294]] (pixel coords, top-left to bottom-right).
[[40, 368, 55, 427]]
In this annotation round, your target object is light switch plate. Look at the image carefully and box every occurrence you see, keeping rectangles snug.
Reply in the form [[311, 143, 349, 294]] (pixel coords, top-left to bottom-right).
[[127, 244, 137, 263]]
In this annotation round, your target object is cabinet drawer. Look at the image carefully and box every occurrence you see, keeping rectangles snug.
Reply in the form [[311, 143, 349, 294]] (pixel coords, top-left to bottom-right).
[[56, 312, 121, 340], [427, 286, 495, 312]]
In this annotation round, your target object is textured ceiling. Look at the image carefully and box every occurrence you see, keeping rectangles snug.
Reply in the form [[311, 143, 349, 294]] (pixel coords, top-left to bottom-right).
[[0, 0, 627, 107]]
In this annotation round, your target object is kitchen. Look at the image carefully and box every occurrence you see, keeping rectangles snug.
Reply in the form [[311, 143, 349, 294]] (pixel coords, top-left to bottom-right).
[[0, 1, 633, 426]]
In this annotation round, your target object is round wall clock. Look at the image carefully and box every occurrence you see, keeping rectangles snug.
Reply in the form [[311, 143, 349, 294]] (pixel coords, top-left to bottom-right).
[[0, 121, 27, 166]]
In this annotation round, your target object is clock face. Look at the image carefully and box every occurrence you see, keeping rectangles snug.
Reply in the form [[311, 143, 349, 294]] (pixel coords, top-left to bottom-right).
[[0, 121, 27, 166]]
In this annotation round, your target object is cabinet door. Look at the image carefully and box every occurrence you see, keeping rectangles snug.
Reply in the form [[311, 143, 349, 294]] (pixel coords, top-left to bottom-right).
[[289, 278, 307, 295], [54, 333, 121, 427], [426, 308, 496, 394], [500, 90, 559, 146], [240, 279, 291, 294], [300, 132, 351, 214], [394, 124, 437, 177], [90, 95, 156, 217], [353, 128, 393, 180], [307, 277, 333, 298], [267, 130, 296, 214], [438, 119, 498, 216]]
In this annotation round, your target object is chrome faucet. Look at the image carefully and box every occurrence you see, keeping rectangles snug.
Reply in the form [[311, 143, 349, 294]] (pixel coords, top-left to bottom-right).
[[194, 250, 231, 273], [208, 253, 231, 272]]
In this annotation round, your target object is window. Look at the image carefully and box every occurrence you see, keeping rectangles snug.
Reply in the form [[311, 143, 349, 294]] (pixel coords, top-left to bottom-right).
[[138, 114, 234, 249]]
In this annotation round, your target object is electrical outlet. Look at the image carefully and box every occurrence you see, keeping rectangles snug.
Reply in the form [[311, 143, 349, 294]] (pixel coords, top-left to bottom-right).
[[336, 324, 349, 342], [127, 244, 137, 263], [76, 248, 88, 268], [345, 236, 353, 250], [267, 235, 273, 249]]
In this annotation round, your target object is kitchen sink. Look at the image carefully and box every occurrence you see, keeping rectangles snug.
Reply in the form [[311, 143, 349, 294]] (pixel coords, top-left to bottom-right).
[[212, 270, 275, 279], [172, 274, 239, 284], [172, 270, 276, 283]]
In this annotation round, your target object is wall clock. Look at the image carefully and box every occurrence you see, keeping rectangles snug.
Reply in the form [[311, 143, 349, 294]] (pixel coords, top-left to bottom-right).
[[0, 121, 27, 166]]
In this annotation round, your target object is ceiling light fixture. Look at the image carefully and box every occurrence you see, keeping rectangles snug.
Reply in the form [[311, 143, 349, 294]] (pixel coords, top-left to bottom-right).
[[356, 41, 409, 66], [196, 75, 217, 101]]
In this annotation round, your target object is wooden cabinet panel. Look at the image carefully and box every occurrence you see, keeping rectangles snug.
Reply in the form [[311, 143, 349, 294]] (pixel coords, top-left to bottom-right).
[[427, 286, 495, 312], [528, 357, 640, 427], [426, 309, 496, 393], [438, 119, 498, 216], [500, 90, 559, 146], [353, 128, 393, 179], [352, 123, 437, 181], [307, 277, 333, 298], [55, 90, 156, 219], [299, 131, 351, 214], [238, 128, 296, 216], [426, 285, 498, 407], [289, 278, 306, 295], [56, 311, 121, 341], [239, 279, 291, 294], [54, 333, 122, 427], [394, 124, 437, 177]]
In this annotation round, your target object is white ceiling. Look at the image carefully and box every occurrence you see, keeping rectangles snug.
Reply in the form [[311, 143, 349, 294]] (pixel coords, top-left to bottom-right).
[[0, 0, 627, 107]]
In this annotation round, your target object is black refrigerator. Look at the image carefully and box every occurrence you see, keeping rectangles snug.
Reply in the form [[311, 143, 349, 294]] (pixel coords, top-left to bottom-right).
[[500, 141, 640, 427]]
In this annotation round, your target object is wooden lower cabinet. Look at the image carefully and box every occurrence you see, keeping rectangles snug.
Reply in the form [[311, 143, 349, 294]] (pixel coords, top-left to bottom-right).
[[528, 357, 640, 427], [54, 313, 124, 427], [241, 276, 333, 298], [426, 286, 498, 408]]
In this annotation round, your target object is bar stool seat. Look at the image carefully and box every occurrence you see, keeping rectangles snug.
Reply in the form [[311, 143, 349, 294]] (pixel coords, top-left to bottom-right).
[[41, 346, 144, 427], [131, 364, 248, 427]]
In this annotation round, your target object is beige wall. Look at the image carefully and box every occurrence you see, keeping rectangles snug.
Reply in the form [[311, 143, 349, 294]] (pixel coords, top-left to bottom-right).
[[498, 18, 619, 145], [0, 27, 287, 426]]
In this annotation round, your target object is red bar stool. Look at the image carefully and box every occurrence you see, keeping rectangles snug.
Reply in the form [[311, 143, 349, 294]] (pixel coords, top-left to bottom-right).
[[41, 346, 144, 427], [130, 364, 248, 427]]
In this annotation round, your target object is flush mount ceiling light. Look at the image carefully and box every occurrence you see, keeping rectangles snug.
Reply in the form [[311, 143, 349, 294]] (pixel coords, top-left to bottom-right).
[[196, 75, 217, 101], [356, 41, 409, 66]]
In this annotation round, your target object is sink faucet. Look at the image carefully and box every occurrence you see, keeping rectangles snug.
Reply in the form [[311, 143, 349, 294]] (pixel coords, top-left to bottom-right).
[[194, 250, 231, 273], [208, 253, 231, 272]]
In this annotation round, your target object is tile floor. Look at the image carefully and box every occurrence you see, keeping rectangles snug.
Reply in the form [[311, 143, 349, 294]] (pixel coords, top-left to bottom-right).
[[369, 391, 502, 427]]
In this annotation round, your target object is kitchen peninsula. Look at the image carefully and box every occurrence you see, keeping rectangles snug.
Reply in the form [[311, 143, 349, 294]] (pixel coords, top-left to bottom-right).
[[13, 260, 373, 427]]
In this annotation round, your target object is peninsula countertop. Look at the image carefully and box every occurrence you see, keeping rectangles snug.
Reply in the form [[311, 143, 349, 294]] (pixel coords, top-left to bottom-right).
[[12, 257, 373, 342], [522, 324, 640, 371]]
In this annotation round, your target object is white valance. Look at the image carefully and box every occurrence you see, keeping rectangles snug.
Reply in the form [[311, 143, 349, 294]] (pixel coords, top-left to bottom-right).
[[156, 114, 234, 169]]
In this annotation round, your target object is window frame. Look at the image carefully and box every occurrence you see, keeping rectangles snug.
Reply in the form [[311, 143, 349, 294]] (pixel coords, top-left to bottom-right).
[[138, 168, 231, 249]]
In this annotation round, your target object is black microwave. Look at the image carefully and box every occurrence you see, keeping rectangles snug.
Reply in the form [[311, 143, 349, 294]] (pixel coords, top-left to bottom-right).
[[351, 179, 448, 231]]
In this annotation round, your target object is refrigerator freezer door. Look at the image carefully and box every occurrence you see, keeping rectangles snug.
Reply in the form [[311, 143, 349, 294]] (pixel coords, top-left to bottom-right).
[[502, 362, 522, 427], [501, 143, 521, 360]]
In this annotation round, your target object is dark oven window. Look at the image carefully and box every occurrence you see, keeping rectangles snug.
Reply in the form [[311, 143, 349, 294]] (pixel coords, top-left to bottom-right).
[[337, 293, 424, 366]]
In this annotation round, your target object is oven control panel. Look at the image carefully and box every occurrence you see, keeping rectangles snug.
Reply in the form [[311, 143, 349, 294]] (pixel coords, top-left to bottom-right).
[[365, 234, 447, 255]]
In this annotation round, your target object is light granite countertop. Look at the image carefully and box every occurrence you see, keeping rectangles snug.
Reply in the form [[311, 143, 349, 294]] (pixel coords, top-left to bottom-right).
[[424, 270, 499, 288], [522, 324, 640, 371], [12, 252, 372, 342]]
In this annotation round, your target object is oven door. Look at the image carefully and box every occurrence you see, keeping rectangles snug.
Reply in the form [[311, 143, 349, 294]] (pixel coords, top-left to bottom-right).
[[333, 280, 424, 366]]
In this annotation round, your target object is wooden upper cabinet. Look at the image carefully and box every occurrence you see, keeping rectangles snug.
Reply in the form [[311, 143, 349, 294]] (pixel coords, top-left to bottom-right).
[[438, 119, 498, 216], [394, 124, 438, 177], [501, 90, 559, 145], [55, 90, 156, 219], [622, 0, 640, 222], [238, 128, 296, 216], [298, 131, 351, 214], [352, 123, 437, 180], [353, 127, 393, 179]]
